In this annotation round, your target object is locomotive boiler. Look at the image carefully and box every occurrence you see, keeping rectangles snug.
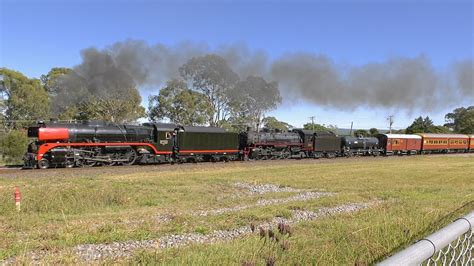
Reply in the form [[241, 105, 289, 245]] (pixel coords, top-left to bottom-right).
[[239, 129, 305, 159], [28, 120, 154, 143], [24, 120, 239, 169]]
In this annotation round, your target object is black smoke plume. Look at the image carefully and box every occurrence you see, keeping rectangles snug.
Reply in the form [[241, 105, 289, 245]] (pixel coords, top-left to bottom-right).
[[56, 40, 473, 112]]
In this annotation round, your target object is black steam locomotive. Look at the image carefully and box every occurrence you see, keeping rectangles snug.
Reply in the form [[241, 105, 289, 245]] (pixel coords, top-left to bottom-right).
[[23, 120, 383, 169]]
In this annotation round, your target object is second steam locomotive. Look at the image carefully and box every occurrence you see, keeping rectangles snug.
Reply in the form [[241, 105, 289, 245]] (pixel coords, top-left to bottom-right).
[[24, 120, 474, 169]]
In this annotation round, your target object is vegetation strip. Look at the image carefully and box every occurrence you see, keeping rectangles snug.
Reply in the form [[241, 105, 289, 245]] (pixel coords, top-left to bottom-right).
[[196, 191, 333, 216], [1, 201, 375, 264], [195, 183, 333, 217], [1, 156, 471, 264], [75, 201, 376, 261], [233, 182, 304, 194]]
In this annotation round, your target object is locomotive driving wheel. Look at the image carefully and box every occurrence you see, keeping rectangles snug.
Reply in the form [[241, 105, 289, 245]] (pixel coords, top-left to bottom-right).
[[76, 158, 97, 167], [122, 148, 138, 166], [65, 158, 75, 168], [37, 159, 50, 169]]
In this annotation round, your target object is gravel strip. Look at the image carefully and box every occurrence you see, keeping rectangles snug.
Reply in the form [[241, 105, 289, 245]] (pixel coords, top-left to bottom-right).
[[195, 191, 333, 216], [2, 201, 376, 264], [234, 182, 303, 194], [72, 201, 376, 262], [74, 240, 158, 261]]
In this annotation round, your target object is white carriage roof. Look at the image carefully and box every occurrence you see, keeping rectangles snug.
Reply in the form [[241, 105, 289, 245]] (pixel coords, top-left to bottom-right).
[[382, 134, 422, 139]]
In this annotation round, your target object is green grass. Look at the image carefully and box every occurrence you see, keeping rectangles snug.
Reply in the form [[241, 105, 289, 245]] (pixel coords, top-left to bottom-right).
[[0, 155, 473, 264]]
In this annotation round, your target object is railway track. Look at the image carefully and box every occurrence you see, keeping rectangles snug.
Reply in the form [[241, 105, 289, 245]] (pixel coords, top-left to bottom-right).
[[1, 153, 472, 179]]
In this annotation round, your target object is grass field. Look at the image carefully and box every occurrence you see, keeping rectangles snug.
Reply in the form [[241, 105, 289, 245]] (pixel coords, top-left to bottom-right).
[[0, 155, 473, 264]]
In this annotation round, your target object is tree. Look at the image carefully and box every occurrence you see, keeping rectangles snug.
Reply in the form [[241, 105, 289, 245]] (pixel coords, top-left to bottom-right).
[[303, 123, 330, 131], [0, 68, 50, 129], [406, 116, 450, 134], [40, 67, 72, 96], [148, 79, 212, 125], [444, 106, 474, 134], [369, 128, 379, 136], [228, 76, 281, 130], [46, 65, 146, 123], [429, 125, 451, 133], [219, 116, 249, 132], [406, 116, 433, 134], [353, 129, 369, 137], [60, 90, 145, 123], [0, 129, 28, 163], [262, 116, 293, 131], [179, 54, 239, 126]]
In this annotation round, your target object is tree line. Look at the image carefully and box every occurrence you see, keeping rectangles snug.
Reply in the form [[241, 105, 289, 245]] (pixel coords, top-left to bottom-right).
[[0, 53, 473, 163], [335, 107, 474, 138], [0, 54, 282, 162], [1, 54, 281, 131]]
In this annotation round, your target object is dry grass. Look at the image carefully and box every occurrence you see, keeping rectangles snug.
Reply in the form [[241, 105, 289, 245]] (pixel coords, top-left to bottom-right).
[[0, 155, 473, 264]]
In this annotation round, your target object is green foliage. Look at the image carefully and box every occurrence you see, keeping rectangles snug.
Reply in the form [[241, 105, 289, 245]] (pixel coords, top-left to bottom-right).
[[179, 54, 240, 126], [148, 79, 212, 126], [406, 116, 450, 134], [369, 128, 379, 136], [228, 76, 281, 129], [392, 129, 406, 134], [303, 123, 328, 131], [60, 90, 145, 123], [0, 68, 50, 129], [353, 129, 369, 137], [0, 129, 28, 163], [219, 117, 249, 132], [428, 125, 451, 134], [45, 64, 146, 123], [262, 116, 293, 131], [444, 106, 474, 134], [303, 123, 338, 134], [41, 65, 147, 123], [40, 67, 72, 96]]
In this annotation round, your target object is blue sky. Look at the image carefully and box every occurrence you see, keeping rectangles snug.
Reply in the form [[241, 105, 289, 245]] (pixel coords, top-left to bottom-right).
[[1, 0, 473, 129]]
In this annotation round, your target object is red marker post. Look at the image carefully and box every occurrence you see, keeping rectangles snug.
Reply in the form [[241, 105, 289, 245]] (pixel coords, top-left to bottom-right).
[[14, 186, 21, 212]]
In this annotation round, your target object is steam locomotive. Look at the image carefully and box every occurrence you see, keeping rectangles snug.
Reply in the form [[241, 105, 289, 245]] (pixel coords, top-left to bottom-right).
[[23, 120, 473, 169]]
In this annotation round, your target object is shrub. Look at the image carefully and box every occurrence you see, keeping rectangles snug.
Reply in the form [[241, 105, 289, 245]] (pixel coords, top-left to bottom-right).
[[0, 130, 29, 164]]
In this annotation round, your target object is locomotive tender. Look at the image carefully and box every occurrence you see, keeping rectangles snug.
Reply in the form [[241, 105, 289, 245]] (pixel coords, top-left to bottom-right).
[[23, 120, 473, 169]]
